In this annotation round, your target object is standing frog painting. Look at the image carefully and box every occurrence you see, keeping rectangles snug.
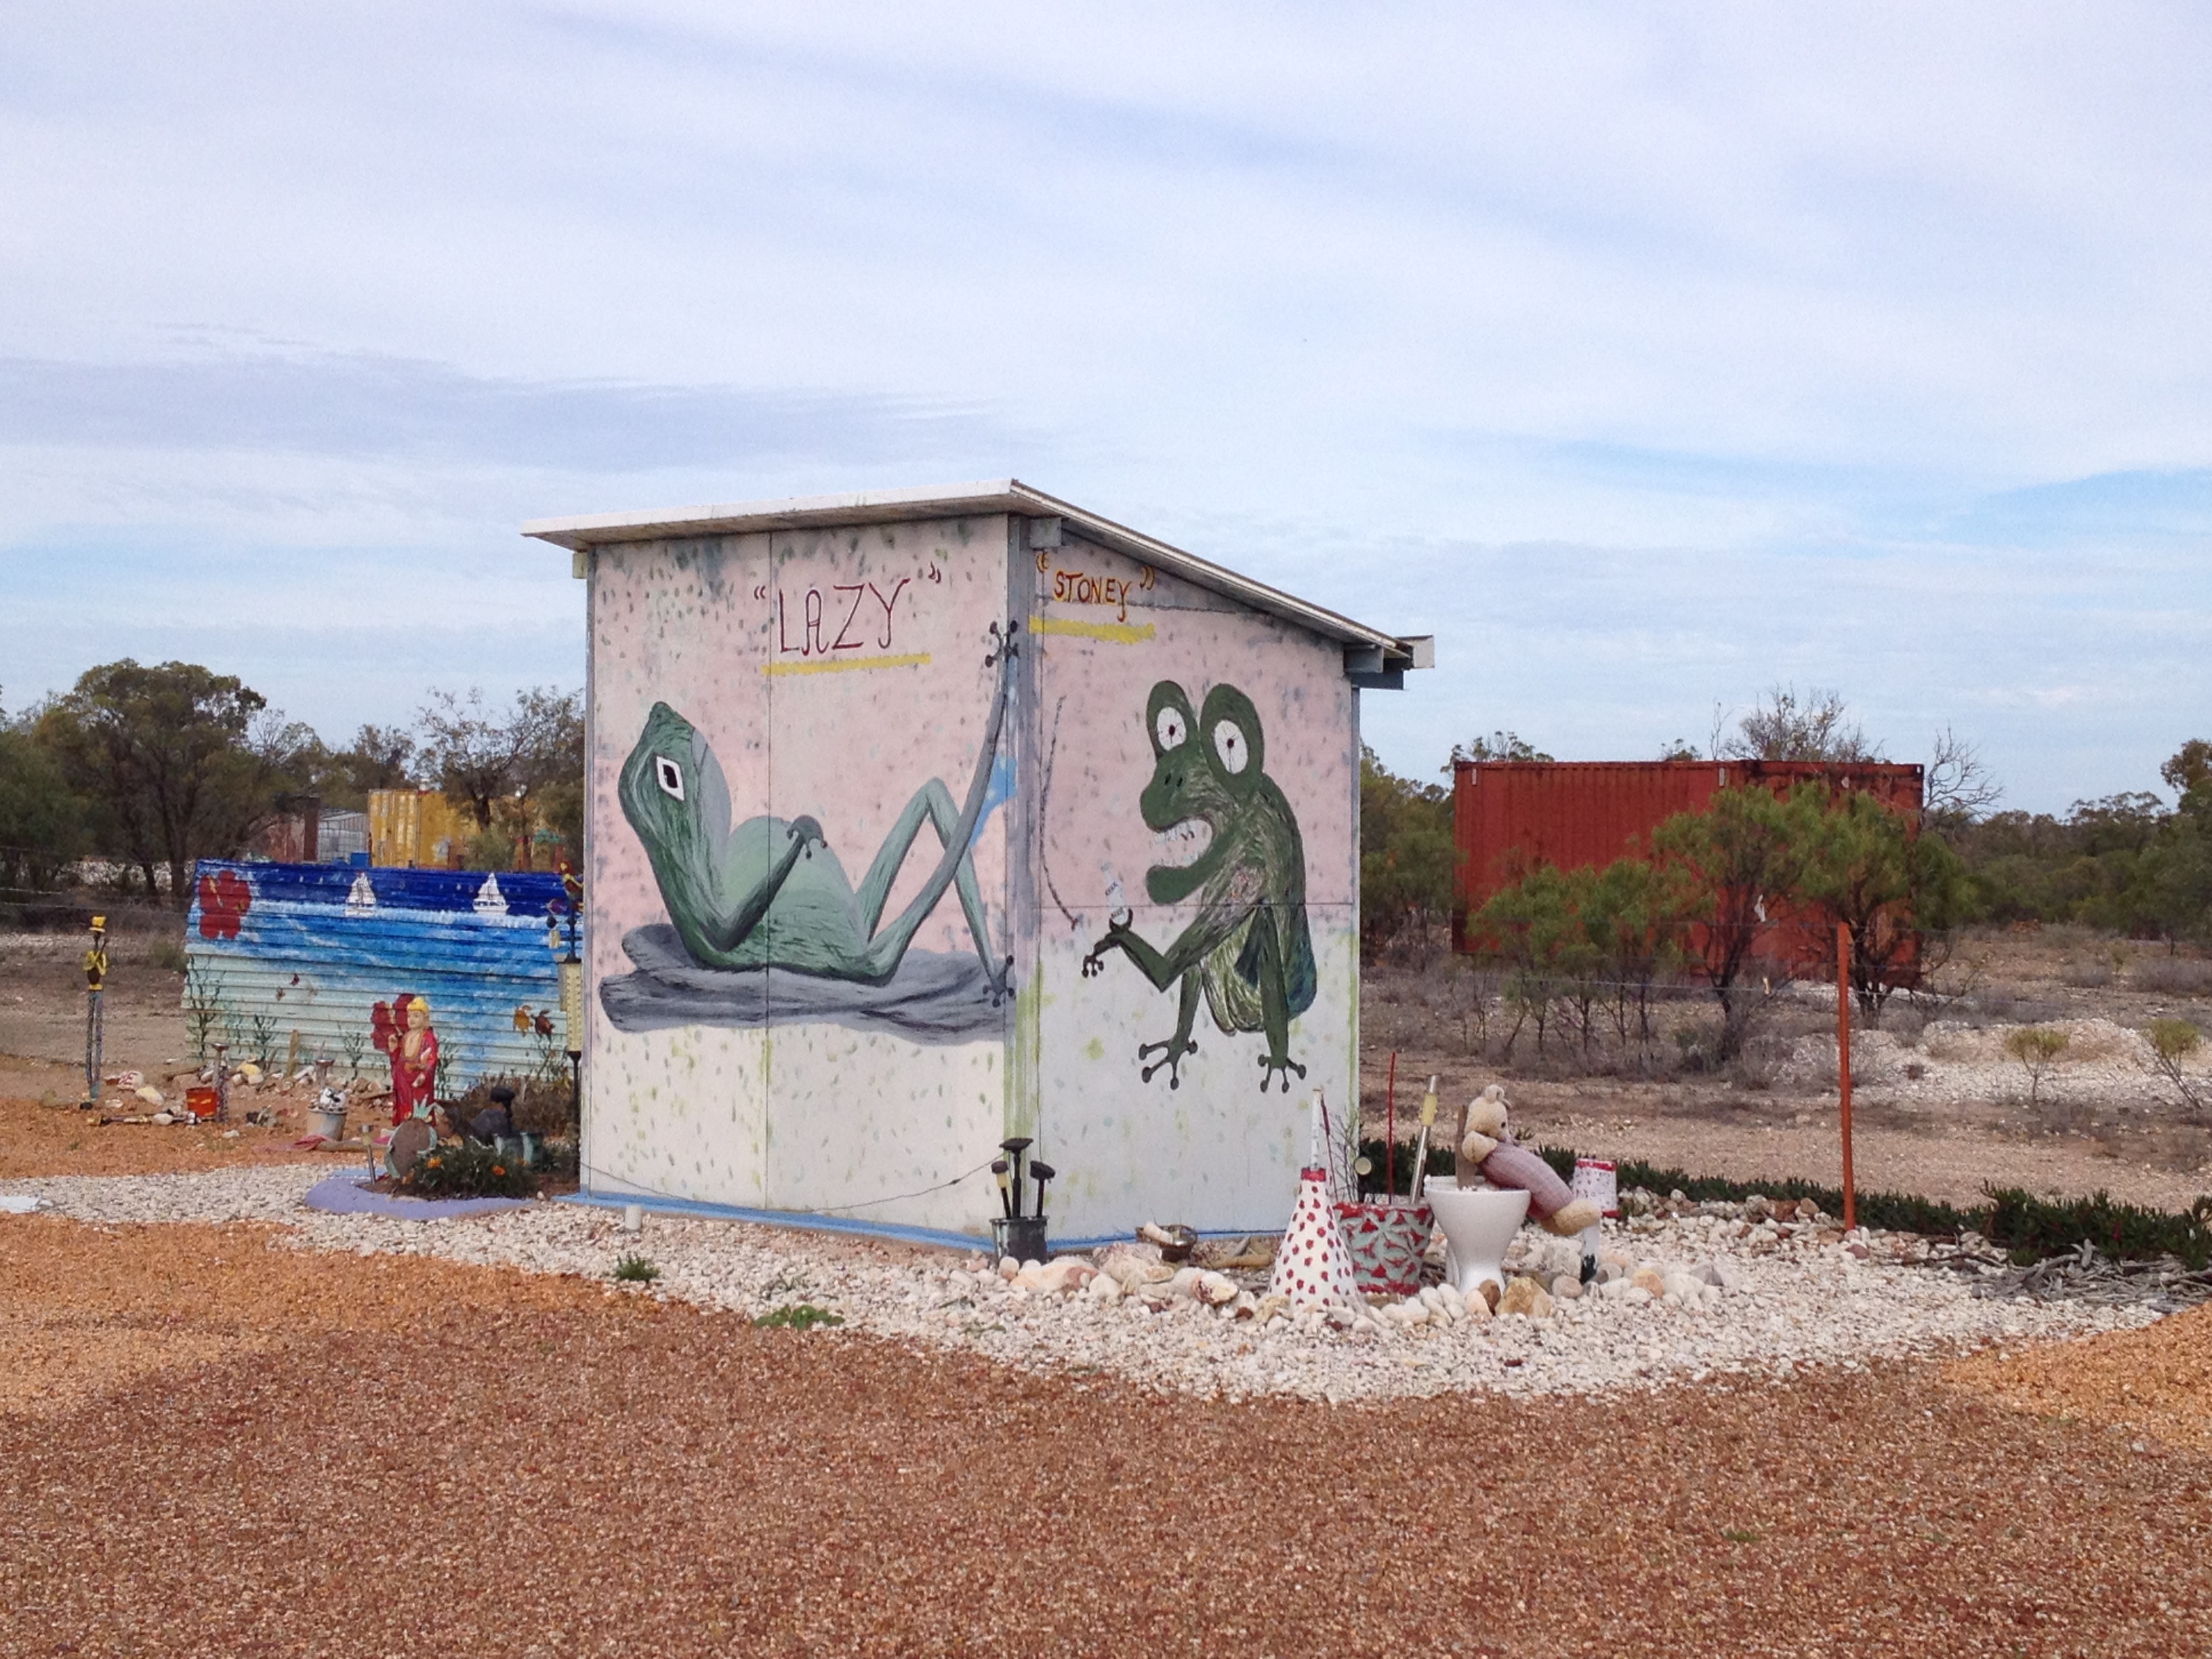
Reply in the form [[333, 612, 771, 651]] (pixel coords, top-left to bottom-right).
[[1082, 678, 1316, 1092]]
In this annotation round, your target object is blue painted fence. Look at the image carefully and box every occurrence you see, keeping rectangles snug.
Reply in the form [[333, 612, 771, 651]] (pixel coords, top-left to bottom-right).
[[182, 859, 579, 1091]]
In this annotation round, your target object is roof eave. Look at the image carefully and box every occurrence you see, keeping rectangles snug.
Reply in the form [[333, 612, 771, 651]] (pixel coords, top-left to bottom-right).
[[523, 478, 1430, 667]]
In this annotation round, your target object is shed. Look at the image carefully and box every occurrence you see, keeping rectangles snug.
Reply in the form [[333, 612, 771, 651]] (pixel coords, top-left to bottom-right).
[[525, 481, 1430, 1242]]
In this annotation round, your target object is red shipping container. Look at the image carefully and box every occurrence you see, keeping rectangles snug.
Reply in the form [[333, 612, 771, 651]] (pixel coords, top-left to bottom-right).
[[1451, 759, 1925, 980]]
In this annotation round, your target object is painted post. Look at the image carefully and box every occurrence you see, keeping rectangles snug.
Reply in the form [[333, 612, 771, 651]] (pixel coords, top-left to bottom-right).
[[1837, 920, 1856, 1232], [81, 914, 108, 1109]]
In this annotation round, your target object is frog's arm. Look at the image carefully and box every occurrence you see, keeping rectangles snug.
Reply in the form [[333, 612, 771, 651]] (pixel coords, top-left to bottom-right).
[[1082, 865, 1259, 989], [694, 817, 823, 954]]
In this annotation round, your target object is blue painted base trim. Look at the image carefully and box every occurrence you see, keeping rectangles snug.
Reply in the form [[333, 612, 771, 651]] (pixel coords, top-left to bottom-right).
[[556, 1191, 1281, 1258], [560, 1189, 991, 1254]]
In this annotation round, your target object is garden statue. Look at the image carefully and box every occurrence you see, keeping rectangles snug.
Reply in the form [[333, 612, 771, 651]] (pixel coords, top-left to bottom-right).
[[373, 994, 440, 1126]]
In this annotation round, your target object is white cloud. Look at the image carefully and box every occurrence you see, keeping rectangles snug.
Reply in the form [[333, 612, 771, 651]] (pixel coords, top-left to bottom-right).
[[0, 3, 2207, 810]]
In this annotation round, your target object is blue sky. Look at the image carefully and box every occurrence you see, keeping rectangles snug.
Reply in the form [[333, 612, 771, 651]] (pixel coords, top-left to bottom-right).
[[3, 3, 2208, 812]]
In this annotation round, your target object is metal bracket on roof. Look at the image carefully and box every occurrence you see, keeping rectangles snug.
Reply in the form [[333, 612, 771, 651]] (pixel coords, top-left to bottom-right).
[[1344, 644, 1404, 690]]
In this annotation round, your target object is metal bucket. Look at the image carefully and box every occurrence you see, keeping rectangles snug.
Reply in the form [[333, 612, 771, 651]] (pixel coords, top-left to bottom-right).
[[308, 1104, 347, 1141]]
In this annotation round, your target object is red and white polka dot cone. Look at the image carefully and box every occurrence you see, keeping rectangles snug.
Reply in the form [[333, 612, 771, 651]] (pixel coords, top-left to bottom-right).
[[1271, 1166, 1361, 1311]]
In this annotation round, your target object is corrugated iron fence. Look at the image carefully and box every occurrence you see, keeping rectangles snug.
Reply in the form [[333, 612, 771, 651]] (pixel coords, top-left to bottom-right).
[[183, 859, 579, 1092]]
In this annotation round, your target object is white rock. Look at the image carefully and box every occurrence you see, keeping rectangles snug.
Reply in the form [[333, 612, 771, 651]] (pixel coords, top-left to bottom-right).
[[1195, 1271, 1240, 1307]]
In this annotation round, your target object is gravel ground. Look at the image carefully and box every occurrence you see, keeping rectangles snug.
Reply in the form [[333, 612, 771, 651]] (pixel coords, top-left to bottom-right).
[[1948, 1300, 2212, 1455], [1, 1166, 2158, 1404], [3, 1217, 2209, 1657]]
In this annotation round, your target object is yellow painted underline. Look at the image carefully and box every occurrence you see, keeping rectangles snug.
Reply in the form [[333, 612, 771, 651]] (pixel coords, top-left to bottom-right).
[[1030, 615, 1157, 644], [762, 652, 933, 677]]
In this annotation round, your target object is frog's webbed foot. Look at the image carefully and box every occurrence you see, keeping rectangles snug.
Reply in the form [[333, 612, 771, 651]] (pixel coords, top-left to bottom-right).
[[1258, 1052, 1307, 1094], [787, 815, 825, 855], [1139, 1034, 1197, 1089]]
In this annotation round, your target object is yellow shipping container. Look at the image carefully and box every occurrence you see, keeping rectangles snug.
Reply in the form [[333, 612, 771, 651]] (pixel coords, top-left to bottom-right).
[[367, 789, 466, 868]]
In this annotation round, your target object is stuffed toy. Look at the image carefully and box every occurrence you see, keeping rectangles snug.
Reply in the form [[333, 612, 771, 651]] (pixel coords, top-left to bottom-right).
[[1458, 1084, 1601, 1237]]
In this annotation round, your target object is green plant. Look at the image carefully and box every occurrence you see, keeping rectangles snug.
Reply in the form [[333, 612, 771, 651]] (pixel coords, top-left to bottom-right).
[[613, 1254, 661, 1283], [396, 1139, 535, 1198], [2003, 1025, 2070, 1106], [182, 961, 227, 1064], [754, 1304, 844, 1330], [146, 933, 187, 973], [247, 1012, 279, 1071], [339, 1025, 368, 1080], [2144, 1018, 2207, 1118], [1984, 1188, 2212, 1271]]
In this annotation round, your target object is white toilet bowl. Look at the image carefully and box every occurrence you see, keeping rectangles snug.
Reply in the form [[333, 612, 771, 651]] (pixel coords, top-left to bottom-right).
[[1426, 1185, 1530, 1298]]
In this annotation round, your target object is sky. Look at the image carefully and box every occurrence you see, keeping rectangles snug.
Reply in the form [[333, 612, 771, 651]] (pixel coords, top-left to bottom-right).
[[2, 3, 2208, 814]]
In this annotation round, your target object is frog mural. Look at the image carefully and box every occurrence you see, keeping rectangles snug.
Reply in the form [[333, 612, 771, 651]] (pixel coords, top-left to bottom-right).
[[598, 628, 1017, 1041], [1082, 679, 1316, 1091]]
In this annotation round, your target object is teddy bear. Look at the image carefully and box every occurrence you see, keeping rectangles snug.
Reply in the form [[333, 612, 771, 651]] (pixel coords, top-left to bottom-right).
[[1458, 1084, 1602, 1237]]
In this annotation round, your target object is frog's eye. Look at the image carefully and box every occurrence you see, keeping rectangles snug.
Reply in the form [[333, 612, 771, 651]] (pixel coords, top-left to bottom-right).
[[1154, 707, 1187, 752], [1212, 719, 1250, 775], [654, 755, 686, 802]]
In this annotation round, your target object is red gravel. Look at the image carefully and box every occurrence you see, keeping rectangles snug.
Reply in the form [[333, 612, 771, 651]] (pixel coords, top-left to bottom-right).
[[5, 1224, 2210, 1655]]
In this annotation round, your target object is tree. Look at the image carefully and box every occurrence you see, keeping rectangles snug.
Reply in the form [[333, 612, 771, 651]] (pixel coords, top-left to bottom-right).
[[315, 723, 418, 808], [2162, 739, 2212, 798], [1446, 731, 1553, 769], [35, 660, 297, 905], [1583, 855, 1692, 1045], [1723, 685, 1879, 763], [417, 685, 582, 834], [1651, 784, 1821, 1057], [1925, 725, 2003, 828], [0, 722, 86, 899], [1469, 861, 1585, 1056], [1359, 746, 1455, 961], [1797, 786, 1967, 1016]]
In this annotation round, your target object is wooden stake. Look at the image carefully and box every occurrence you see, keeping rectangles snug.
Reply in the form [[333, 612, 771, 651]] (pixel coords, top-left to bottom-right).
[[1837, 921, 1856, 1232], [1385, 1050, 1398, 1199]]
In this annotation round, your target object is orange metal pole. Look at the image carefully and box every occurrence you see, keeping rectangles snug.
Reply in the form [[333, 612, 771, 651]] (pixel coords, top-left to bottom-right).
[[1837, 921, 1856, 1232]]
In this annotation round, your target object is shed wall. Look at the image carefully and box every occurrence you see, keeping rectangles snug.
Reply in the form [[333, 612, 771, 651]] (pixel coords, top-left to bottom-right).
[[581, 516, 1016, 1230], [1026, 533, 1358, 1239]]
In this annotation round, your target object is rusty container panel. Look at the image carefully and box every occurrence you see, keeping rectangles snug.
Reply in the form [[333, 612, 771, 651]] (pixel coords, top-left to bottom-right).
[[1452, 759, 1925, 971], [183, 859, 578, 1091]]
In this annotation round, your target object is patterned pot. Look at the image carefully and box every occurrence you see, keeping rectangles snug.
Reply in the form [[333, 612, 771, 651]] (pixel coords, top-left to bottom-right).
[[1333, 1199, 1435, 1299]]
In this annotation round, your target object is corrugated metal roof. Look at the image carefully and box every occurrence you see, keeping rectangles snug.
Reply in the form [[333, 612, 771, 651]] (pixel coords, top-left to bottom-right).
[[183, 859, 579, 1092], [520, 478, 1433, 668]]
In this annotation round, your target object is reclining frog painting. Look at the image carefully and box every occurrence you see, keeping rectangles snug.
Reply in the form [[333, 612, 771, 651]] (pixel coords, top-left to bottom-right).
[[598, 630, 1018, 1042]]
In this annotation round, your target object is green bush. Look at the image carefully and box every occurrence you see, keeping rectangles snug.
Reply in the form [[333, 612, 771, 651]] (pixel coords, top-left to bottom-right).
[[613, 1254, 661, 1283], [1983, 1189, 2212, 1270], [1523, 1144, 2212, 1265], [396, 1139, 535, 1199]]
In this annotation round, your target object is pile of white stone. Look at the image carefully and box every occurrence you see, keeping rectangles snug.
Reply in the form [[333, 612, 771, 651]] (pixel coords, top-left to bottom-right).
[[0, 1167, 2163, 1402]]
